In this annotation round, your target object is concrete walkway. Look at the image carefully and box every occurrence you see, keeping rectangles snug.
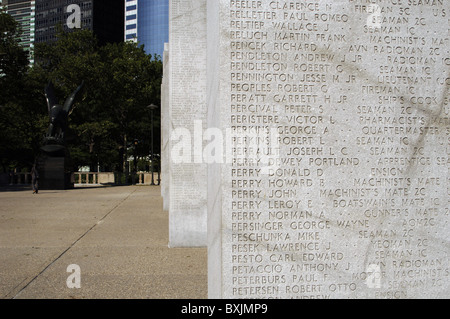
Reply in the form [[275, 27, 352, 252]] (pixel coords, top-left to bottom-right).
[[0, 185, 207, 299]]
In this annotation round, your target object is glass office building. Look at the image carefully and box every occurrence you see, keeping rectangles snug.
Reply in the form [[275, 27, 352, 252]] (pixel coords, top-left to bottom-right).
[[125, 0, 168, 58], [1, 0, 36, 63], [124, 0, 137, 42], [35, 0, 124, 45], [2, 0, 123, 64]]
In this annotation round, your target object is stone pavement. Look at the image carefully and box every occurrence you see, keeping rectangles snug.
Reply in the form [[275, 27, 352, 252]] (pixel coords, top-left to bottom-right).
[[0, 185, 207, 299]]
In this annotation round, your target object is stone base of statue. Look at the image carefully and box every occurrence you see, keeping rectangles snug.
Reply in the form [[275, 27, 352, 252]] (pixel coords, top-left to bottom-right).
[[37, 143, 74, 190], [36, 81, 83, 190]]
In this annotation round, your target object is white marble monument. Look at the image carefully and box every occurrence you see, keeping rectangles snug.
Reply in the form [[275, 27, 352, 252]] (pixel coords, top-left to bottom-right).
[[161, 42, 170, 211], [168, 0, 208, 247], [207, 0, 449, 298]]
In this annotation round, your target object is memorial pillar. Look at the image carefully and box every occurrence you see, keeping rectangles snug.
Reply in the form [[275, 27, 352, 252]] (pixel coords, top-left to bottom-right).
[[208, 0, 449, 298], [168, 0, 208, 247]]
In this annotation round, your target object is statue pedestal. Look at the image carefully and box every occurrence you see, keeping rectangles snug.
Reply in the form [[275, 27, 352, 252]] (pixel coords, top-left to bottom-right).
[[38, 81, 83, 191], [37, 155, 74, 190]]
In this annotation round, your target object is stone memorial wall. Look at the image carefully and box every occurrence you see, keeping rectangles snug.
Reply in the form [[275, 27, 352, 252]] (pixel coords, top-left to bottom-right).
[[168, 0, 208, 247], [162, 42, 170, 211], [207, 0, 449, 298]]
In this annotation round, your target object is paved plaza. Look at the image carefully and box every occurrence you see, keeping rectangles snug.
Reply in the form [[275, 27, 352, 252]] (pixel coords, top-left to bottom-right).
[[0, 185, 207, 299]]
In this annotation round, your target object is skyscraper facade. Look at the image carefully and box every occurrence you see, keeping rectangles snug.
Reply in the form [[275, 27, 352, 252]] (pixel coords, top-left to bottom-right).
[[1, 0, 36, 62], [124, 0, 137, 42], [125, 0, 168, 58], [35, 0, 124, 45], [3, 0, 124, 63]]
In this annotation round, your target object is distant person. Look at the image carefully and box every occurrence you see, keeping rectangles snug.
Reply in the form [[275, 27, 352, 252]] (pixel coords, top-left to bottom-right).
[[31, 165, 39, 194]]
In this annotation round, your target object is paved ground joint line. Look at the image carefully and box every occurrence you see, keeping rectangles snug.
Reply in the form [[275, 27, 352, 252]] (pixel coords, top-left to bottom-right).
[[7, 188, 138, 299]]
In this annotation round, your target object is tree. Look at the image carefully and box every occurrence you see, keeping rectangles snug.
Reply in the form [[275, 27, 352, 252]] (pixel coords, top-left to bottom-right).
[[98, 41, 162, 173], [32, 28, 162, 173], [0, 10, 45, 172], [0, 10, 29, 93], [32, 28, 115, 171]]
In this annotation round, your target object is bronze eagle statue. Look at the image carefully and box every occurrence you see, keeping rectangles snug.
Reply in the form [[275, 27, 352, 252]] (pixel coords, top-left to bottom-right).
[[44, 81, 84, 142]]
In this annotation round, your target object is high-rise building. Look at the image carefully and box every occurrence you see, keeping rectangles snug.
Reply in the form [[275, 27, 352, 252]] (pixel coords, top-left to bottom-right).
[[124, 0, 137, 42], [35, 0, 124, 46], [125, 0, 168, 58], [3, 1, 124, 63], [1, 0, 36, 62]]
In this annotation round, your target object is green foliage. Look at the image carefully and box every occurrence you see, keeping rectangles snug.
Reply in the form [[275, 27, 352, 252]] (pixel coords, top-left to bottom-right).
[[0, 20, 162, 173], [0, 10, 29, 84], [0, 10, 46, 171]]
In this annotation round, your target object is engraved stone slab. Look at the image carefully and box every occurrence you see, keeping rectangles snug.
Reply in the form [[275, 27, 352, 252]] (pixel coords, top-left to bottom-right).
[[207, 0, 449, 298], [162, 42, 170, 211], [168, 0, 208, 247]]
